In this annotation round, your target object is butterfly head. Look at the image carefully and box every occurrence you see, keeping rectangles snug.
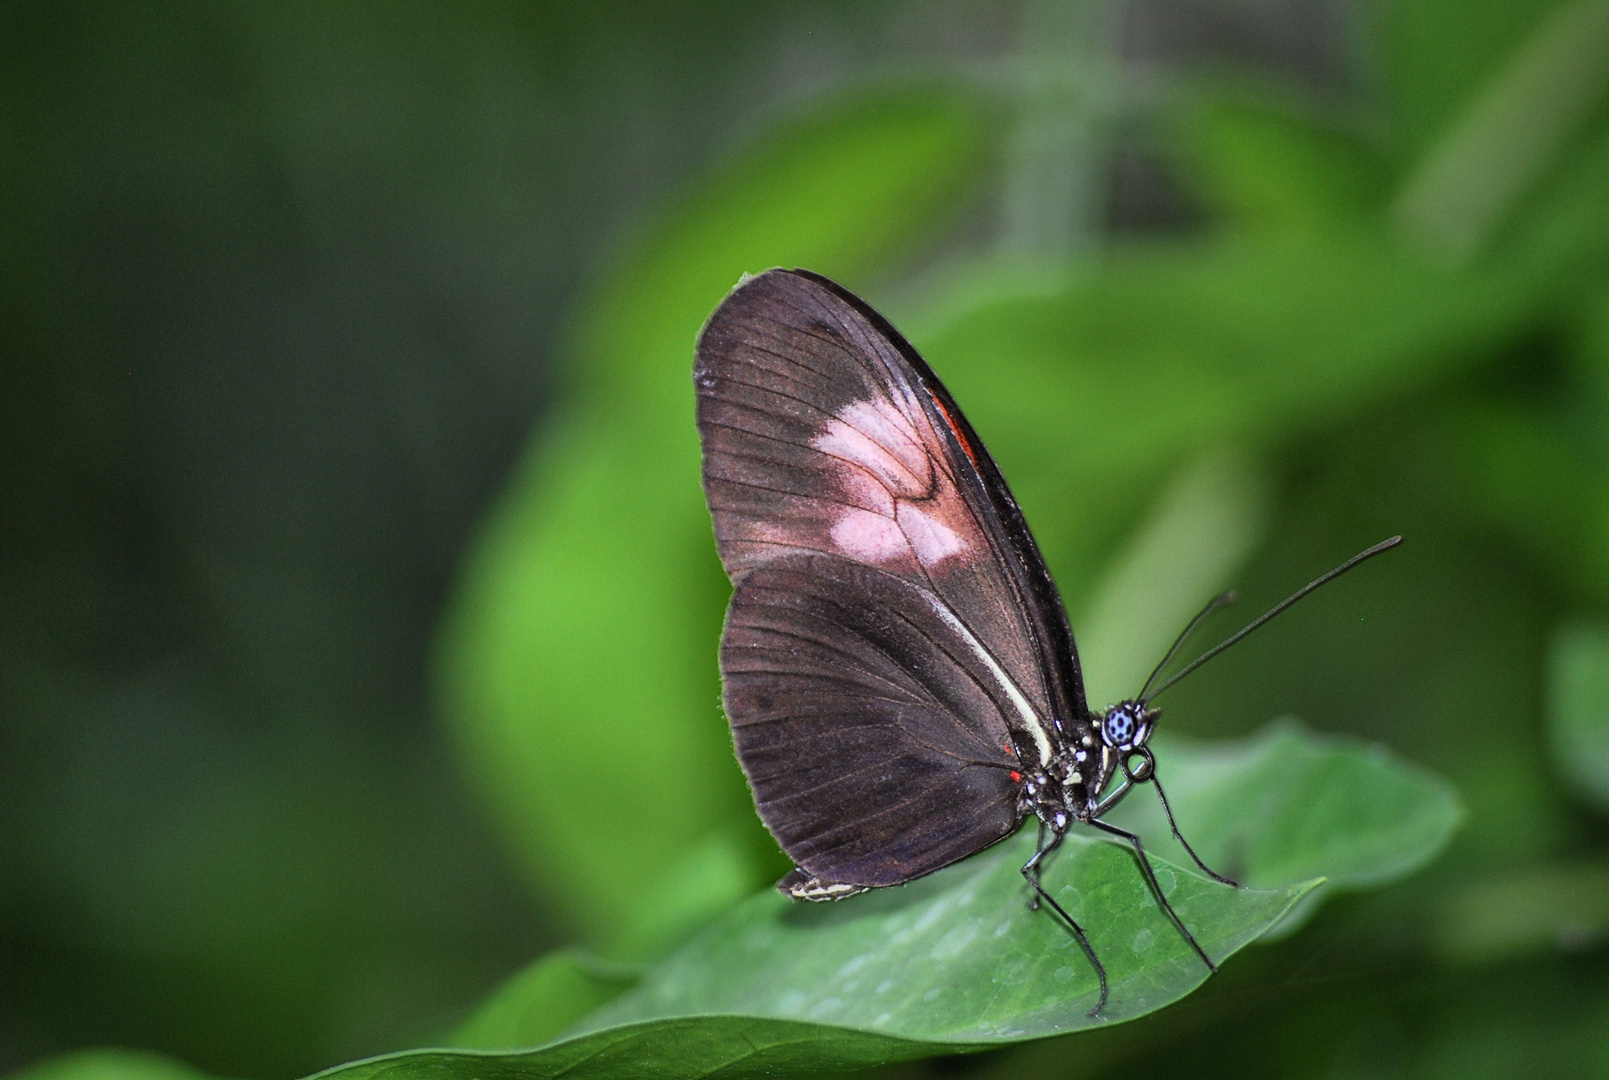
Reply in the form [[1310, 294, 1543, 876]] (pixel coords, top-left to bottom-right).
[[1099, 700, 1157, 754]]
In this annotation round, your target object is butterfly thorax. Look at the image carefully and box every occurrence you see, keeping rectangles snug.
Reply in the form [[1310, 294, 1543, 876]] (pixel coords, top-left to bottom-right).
[[1023, 700, 1159, 831]]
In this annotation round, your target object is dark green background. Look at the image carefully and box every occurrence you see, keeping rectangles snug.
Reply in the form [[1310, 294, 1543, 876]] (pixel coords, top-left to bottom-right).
[[6, 2, 1609, 1079]]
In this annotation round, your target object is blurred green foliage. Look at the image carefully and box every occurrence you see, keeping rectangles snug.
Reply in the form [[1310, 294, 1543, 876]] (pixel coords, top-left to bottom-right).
[[9, 0, 1609, 1078], [1549, 623, 1609, 809]]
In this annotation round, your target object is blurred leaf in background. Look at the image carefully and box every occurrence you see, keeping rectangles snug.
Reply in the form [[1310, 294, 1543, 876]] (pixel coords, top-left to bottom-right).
[[1548, 623, 1609, 811], [10, 1, 1609, 1079]]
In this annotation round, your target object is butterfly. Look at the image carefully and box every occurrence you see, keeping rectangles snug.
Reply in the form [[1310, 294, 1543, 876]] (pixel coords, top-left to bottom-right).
[[692, 267, 1397, 1014]]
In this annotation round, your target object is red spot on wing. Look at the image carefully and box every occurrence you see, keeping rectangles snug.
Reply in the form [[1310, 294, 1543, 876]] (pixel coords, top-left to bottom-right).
[[1009, 770, 1022, 783], [929, 394, 978, 467]]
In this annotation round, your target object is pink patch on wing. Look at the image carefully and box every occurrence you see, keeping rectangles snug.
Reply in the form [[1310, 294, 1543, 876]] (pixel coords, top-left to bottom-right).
[[829, 508, 909, 563], [814, 402, 930, 499], [836, 467, 896, 516], [811, 398, 971, 568], [897, 504, 964, 564]]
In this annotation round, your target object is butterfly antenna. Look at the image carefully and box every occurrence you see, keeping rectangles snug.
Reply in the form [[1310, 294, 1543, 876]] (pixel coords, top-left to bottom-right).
[[1136, 591, 1238, 702], [1145, 536, 1402, 702]]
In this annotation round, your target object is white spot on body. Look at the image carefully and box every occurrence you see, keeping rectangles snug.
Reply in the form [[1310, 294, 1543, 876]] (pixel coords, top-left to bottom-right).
[[789, 879, 860, 900]]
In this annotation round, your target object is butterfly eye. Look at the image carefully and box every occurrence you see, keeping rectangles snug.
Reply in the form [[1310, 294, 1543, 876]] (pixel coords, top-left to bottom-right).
[[1102, 707, 1137, 748]]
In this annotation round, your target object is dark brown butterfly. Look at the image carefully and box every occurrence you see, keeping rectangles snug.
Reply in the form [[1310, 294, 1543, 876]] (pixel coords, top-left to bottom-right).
[[693, 268, 1396, 1013]]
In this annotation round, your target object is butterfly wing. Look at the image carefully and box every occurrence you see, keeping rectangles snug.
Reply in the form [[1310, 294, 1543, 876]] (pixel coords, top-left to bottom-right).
[[723, 553, 1026, 893], [695, 269, 1083, 893]]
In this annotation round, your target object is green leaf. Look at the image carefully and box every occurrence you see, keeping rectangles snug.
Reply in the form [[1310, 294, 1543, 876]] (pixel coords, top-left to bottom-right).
[[1105, 722, 1465, 936], [321, 847, 1312, 1080], [438, 87, 992, 952], [422, 724, 1453, 1079], [573, 835, 1308, 1041], [1547, 623, 1609, 810], [324, 1020, 938, 1080], [448, 951, 641, 1051]]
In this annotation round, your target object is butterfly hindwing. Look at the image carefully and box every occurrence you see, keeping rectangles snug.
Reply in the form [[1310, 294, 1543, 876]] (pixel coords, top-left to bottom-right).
[[695, 269, 1077, 891], [722, 554, 1022, 889]]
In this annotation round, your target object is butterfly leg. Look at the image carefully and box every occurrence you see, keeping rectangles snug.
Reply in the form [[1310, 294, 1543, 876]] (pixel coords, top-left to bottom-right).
[[1021, 827, 1109, 1017], [1088, 818, 1217, 975], [1149, 772, 1237, 887], [1024, 820, 1051, 910], [1091, 775, 1133, 817]]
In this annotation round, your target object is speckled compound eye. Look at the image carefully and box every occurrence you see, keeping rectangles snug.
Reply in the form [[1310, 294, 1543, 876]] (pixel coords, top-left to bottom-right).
[[1103, 708, 1136, 747]]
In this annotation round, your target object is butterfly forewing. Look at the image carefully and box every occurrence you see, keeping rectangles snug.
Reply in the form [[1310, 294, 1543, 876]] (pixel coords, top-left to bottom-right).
[[695, 269, 1075, 892]]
